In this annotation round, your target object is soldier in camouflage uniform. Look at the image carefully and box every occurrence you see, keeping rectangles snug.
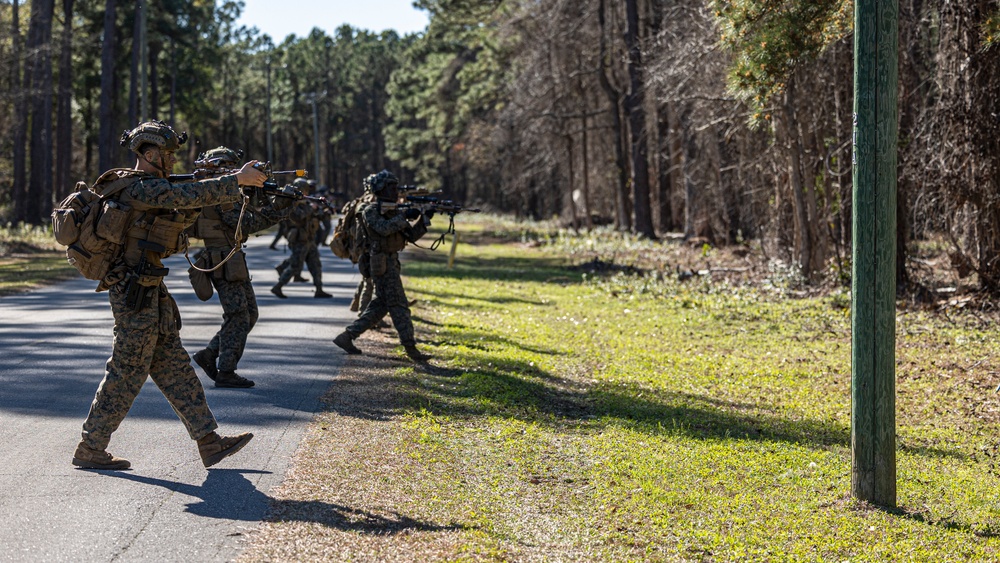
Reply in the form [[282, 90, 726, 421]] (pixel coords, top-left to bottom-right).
[[333, 170, 432, 362], [270, 178, 332, 299], [189, 147, 295, 389], [71, 121, 267, 470]]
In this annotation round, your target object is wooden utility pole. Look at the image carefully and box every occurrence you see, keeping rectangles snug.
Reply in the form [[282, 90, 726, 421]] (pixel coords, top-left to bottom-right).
[[851, 0, 898, 508]]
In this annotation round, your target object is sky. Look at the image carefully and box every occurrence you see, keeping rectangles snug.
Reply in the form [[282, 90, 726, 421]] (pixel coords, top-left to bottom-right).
[[235, 0, 430, 41]]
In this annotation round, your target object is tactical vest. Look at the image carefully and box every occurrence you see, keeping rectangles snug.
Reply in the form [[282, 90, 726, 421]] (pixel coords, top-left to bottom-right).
[[95, 170, 198, 288], [188, 202, 250, 282], [190, 202, 239, 249]]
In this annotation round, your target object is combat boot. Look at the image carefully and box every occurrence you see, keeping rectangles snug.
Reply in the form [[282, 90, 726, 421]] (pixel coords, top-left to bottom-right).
[[215, 370, 255, 388], [294, 275, 310, 283], [404, 345, 431, 362], [333, 332, 363, 355], [198, 431, 254, 468], [192, 348, 218, 381], [314, 288, 332, 298], [72, 442, 130, 470], [270, 284, 287, 299]]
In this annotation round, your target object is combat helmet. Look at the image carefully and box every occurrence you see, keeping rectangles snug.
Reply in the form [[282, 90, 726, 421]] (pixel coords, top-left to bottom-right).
[[292, 177, 311, 194], [363, 170, 399, 194], [198, 146, 243, 167], [120, 120, 188, 155]]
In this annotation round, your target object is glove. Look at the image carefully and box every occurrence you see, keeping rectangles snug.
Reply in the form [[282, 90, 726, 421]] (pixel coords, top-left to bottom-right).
[[404, 207, 421, 220], [271, 185, 297, 211], [424, 209, 435, 220]]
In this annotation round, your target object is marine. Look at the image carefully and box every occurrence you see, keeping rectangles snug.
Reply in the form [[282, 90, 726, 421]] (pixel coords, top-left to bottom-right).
[[188, 146, 295, 389], [332, 170, 432, 362], [271, 178, 333, 299], [71, 120, 266, 470]]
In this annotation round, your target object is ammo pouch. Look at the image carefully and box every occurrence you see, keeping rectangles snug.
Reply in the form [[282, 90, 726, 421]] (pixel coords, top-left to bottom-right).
[[188, 251, 214, 301], [223, 252, 250, 282], [368, 252, 387, 277], [94, 200, 131, 244], [385, 232, 407, 253], [146, 215, 188, 257]]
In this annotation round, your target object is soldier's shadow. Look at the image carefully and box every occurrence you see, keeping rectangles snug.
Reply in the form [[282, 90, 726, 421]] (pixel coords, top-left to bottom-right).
[[102, 469, 466, 534]]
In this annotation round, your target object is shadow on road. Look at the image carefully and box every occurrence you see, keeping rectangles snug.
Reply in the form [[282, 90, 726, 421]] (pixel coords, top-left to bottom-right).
[[96, 469, 466, 534]]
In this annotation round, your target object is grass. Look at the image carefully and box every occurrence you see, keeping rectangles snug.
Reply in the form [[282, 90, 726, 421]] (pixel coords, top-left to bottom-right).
[[0, 223, 78, 295], [247, 219, 1000, 561]]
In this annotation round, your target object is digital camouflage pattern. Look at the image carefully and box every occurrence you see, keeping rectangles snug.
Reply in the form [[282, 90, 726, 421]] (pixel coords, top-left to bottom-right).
[[350, 276, 374, 313], [82, 283, 219, 449], [274, 199, 327, 291], [80, 174, 243, 448], [342, 202, 427, 346], [201, 204, 287, 371]]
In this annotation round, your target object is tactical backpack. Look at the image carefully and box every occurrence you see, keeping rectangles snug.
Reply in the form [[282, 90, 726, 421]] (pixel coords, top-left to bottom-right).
[[330, 197, 369, 263], [51, 173, 136, 283]]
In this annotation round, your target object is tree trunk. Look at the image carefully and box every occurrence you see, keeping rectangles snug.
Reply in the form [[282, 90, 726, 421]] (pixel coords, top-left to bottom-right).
[[623, 0, 654, 237], [12, 0, 29, 222], [55, 0, 74, 202], [597, 0, 630, 231], [98, 0, 117, 171], [149, 40, 159, 119], [656, 102, 674, 233], [782, 82, 814, 277], [128, 0, 139, 128], [680, 105, 698, 240], [26, 0, 56, 224]]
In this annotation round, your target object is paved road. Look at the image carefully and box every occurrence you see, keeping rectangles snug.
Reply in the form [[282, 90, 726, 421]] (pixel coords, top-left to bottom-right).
[[0, 236, 361, 562]]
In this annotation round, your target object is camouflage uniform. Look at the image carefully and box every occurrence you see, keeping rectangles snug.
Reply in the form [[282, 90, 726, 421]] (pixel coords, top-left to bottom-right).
[[350, 276, 374, 313], [81, 172, 243, 451], [272, 198, 330, 297], [192, 201, 289, 383], [341, 201, 428, 346]]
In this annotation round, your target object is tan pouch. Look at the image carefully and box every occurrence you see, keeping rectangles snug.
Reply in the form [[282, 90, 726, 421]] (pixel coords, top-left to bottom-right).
[[95, 200, 131, 244], [146, 216, 187, 255]]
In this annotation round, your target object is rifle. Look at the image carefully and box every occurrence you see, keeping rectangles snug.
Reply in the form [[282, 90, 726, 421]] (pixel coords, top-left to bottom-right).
[[258, 184, 338, 213], [379, 195, 481, 250], [168, 160, 308, 185], [398, 185, 432, 197]]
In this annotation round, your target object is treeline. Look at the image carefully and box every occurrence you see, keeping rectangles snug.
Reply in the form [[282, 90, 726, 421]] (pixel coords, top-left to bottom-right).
[[3, 0, 1000, 291], [0, 0, 407, 225]]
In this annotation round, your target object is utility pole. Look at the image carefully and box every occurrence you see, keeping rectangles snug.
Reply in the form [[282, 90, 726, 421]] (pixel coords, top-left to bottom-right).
[[302, 91, 326, 181], [265, 55, 273, 164], [851, 0, 898, 508]]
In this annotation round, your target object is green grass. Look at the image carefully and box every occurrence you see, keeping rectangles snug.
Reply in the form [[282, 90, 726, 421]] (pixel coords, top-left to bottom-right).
[[384, 227, 1000, 561], [0, 223, 78, 295]]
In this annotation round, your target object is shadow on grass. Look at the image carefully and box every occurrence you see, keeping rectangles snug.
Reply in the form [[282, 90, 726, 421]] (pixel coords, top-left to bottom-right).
[[328, 342, 966, 461], [98, 469, 466, 534]]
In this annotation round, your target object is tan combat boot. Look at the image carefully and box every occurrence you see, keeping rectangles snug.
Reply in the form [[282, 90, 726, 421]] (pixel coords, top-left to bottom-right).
[[198, 431, 254, 468], [72, 442, 131, 470]]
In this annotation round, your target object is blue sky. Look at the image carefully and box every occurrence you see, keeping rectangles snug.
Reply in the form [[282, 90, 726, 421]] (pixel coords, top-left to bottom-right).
[[236, 0, 430, 41]]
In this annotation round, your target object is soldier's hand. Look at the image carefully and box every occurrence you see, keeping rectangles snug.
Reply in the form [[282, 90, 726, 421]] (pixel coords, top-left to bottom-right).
[[404, 207, 421, 220], [271, 186, 297, 211], [235, 160, 267, 187]]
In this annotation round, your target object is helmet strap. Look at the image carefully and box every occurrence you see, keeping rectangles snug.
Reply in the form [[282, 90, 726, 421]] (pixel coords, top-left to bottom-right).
[[141, 150, 171, 178]]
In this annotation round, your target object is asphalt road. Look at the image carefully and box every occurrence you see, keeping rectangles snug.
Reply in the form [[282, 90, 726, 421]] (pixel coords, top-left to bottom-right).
[[0, 235, 361, 562]]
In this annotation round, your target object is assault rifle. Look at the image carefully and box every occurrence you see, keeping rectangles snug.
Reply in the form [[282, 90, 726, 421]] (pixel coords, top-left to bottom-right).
[[379, 195, 481, 250], [386, 195, 482, 217], [168, 159, 308, 185]]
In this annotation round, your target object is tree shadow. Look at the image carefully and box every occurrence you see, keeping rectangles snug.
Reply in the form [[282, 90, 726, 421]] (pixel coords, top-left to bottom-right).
[[95, 469, 467, 534], [327, 340, 967, 461]]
